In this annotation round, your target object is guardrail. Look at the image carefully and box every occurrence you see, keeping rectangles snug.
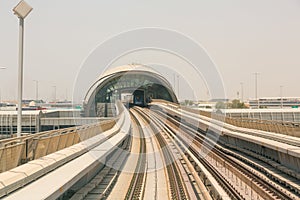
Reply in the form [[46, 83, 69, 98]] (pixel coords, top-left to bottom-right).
[[40, 117, 115, 126], [153, 100, 300, 137], [0, 120, 115, 173], [224, 117, 300, 137], [184, 106, 300, 137], [153, 102, 300, 176], [0, 101, 130, 199], [0, 106, 122, 173]]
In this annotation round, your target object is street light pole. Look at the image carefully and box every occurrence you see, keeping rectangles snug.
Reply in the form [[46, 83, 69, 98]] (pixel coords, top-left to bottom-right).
[[53, 86, 57, 103], [13, 0, 33, 137], [280, 85, 283, 108], [17, 17, 24, 137], [253, 73, 260, 108], [33, 80, 39, 101], [240, 82, 244, 102]]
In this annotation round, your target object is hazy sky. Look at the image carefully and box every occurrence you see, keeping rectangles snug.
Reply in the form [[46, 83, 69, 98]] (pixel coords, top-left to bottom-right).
[[1, 0, 300, 101]]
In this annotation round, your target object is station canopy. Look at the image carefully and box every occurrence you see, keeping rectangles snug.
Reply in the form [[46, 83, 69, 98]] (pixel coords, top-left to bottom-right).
[[84, 65, 178, 116]]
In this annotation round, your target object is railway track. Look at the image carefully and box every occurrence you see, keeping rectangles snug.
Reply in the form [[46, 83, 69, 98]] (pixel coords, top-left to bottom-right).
[[152, 103, 300, 185], [132, 107, 189, 200], [37, 104, 299, 200], [145, 107, 299, 200], [152, 121, 187, 200], [135, 107, 228, 199], [160, 104, 300, 186], [165, 110, 300, 198], [68, 135, 131, 200], [124, 110, 147, 200]]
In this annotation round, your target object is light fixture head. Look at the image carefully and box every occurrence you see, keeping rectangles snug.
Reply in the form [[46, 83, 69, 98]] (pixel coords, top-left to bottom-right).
[[13, 0, 33, 19]]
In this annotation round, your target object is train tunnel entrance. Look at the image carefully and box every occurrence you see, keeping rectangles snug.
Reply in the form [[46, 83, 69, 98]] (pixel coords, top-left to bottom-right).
[[83, 65, 178, 117]]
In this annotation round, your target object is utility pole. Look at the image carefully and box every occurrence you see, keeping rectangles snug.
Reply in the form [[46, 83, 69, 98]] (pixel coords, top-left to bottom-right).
[[280, 85, 283, 108], [53, 86, 56, 103], [33, 80, 38, 101], [240, 82, 244, 102], [253, 73, 260, 108], [13, 1, 33, 137]]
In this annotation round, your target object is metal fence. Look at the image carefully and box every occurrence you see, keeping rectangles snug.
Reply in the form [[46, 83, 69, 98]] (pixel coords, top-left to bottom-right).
[[0, 119, 115, 173]]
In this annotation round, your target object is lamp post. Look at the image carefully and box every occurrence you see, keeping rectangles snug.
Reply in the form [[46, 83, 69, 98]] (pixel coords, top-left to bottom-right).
[[33, 80, 39, 101], [280, 85, 283, 108], [253, 73, 260, 108], [53, 86, 57, 103], [13, 0, 33, 137], [65, 89, 68, 101], [240, 82, 244, 102]]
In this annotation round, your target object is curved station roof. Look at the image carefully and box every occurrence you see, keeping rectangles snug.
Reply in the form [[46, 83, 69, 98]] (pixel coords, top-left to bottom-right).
[[83, 64, 178, 117]]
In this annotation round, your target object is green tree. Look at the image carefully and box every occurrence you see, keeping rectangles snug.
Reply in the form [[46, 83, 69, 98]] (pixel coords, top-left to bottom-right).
[[228, 99, 247, 109], [215, 101, 226, 109], [182, 100, 193, 106]]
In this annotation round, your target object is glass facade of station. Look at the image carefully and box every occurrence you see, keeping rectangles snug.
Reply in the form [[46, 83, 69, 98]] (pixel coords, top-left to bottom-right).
[[95, 73, 174, 103]]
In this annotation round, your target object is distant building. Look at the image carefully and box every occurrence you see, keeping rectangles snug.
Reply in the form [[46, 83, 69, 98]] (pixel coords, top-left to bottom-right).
[[0, 109, 83, 138], [221, 108, 300, 122], [249, 97, 300, 108], [197, 103, 214, 109], [210, 98, 230, 102]]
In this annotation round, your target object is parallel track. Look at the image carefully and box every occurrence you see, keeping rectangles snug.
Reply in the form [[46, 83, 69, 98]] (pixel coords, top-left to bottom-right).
[[133, 107, 188, 200], [68, 135, 131, 200], [178, 106, 300, 148], [148, 107, 298, 200], [124, 110, 147, 200]]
